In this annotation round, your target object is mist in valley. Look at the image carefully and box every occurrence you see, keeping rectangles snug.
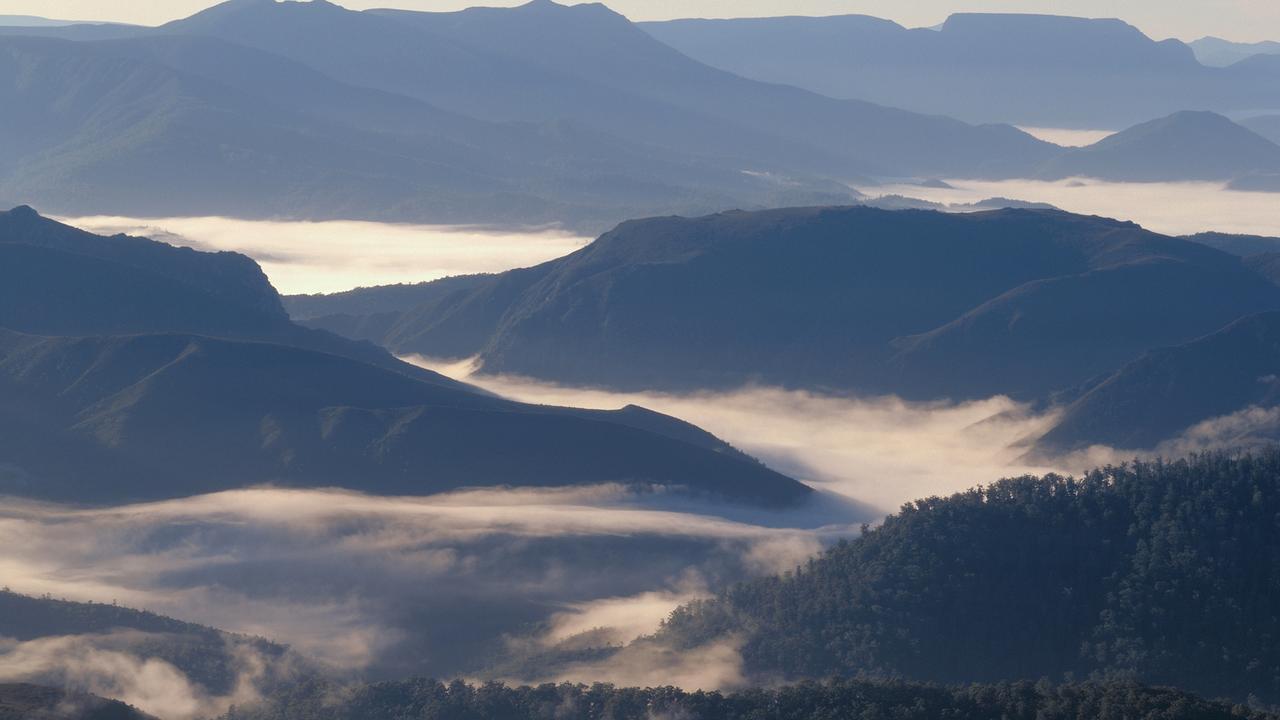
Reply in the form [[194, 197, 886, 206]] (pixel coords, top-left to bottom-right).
[[57, 215, 591, 295]]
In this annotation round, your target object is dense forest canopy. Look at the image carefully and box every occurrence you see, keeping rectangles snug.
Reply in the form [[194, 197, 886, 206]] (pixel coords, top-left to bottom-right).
[[221, 677, 1276, 720], [660, 451, 1280, 704]]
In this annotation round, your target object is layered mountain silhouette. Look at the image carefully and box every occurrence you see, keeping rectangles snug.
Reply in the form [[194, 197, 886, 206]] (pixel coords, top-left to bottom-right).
[[644, 13, 1280, 128], [0, 208, 808, 506], [1034, 312, 1280, 453], [294, 206, 1280, 401], [0, 1, 1273, 230], [0, 0, 1089, 228], [0, 32, 839, 230], [162, 0, 1054, 180]]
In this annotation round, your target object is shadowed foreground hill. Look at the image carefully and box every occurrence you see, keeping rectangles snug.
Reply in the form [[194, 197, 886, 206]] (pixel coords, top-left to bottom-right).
[[221, 677, 1274, 720], [0, 208, 808, 507], [0, 684, 155, 720], [1034, 311, 1280, 453], [658, 452, 1280, 704], [296, 206, 1280, 400], [0, 330, 806, 505]]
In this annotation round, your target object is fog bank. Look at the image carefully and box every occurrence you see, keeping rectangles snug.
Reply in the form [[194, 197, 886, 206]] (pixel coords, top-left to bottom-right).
[[403, 357, 1069, 513], [55, 215, 590, 295]]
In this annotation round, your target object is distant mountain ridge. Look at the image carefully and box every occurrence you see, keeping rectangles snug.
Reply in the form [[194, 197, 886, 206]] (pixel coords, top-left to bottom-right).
[[0, 2, 1274, 230], [643, 12, 1280, 128]]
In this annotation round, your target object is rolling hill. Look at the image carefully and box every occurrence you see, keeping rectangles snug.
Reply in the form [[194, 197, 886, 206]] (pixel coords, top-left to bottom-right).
[[294, 206, 1280, 401]]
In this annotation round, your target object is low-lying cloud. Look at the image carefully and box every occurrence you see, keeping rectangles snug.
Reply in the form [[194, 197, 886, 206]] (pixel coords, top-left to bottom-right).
[[55, 215, 590, 295], [403, 357, 1070, 514], [0, 484, 838, 694]]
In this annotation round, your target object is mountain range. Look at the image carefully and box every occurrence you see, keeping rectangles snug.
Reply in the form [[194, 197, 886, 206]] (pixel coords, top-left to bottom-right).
[[0, 207, 807, 506], [1, 1, 1276, 231], [644, 13, 1280, 129], [292, 206, 1280, 401]]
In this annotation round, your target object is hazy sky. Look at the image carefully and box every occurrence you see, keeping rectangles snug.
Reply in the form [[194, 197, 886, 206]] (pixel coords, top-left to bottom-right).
[[1, 0, 1277, 42]]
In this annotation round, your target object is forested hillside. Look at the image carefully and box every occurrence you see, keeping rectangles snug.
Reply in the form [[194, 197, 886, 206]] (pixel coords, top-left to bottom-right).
[[660, 451, 1280, 704], [0, 590, 295, 698], [0, 684, 155, 720], [222, 677, 1275, 720]]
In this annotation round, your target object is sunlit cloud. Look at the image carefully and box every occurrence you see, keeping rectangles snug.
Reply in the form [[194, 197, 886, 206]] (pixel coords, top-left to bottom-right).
[[402, 356, 1070, 513], [1017, 127, 1116, 147], [54, 215, 590, 295], [0, 485, 839, 681]]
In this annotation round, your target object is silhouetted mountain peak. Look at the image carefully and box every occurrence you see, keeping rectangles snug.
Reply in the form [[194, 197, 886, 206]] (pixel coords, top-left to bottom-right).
[[1089, 109, 1280, 150]]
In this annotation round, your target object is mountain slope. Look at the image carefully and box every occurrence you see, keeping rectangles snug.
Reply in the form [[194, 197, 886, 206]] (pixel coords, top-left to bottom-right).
[[659, 452, 1280, 704], [1033, 312, 1280, 453], [1037, 110, 1280, 182], [643, 12, 1277, 128], [0, 330, 807, 505], [295, 206, 1280, 401]]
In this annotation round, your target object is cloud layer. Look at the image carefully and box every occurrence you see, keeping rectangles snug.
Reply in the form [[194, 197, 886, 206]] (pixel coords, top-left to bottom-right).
[[56, 215, 589, 294]]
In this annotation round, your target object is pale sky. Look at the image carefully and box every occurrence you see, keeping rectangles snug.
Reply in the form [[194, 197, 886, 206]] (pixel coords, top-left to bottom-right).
[[0, 1, 1277, 42]]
